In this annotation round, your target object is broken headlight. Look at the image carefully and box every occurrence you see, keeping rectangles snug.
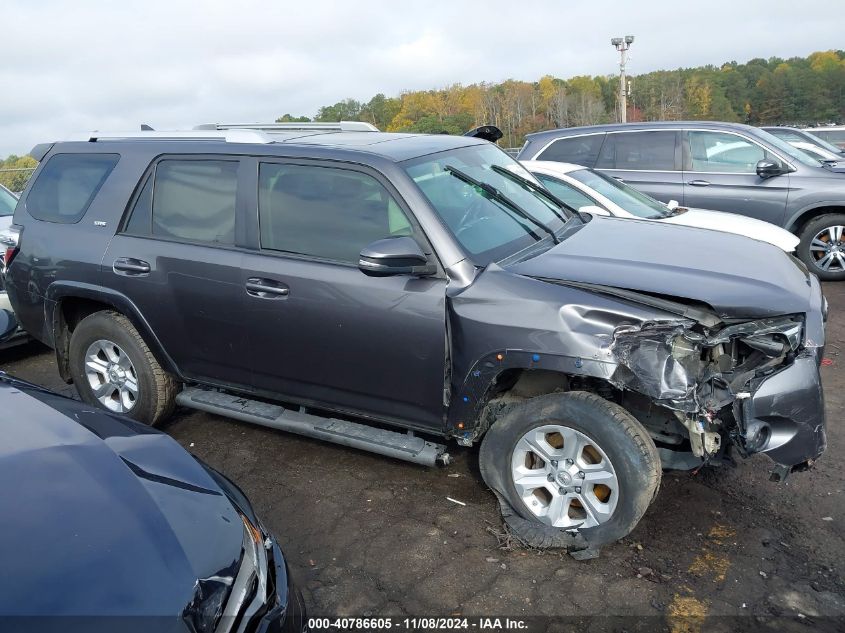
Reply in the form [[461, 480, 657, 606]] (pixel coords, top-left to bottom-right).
[[706, 315, 803, 355]]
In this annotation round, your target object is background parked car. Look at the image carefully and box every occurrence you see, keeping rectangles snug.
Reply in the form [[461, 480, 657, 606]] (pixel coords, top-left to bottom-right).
[[806, 125, 845, 150], [0, 309, 304, 632], [517, 121, 845, 280], [762, 126, 845, 159], [0, 184, 27, 347], [521, 159, 800, 252]]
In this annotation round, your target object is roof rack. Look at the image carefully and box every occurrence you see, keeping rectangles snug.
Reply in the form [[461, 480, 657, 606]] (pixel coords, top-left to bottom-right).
[[66, 129, 273, 144], [194, 121, 379, 133]]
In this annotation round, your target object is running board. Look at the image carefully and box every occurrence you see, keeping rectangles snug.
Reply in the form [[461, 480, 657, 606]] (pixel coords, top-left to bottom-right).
[[176, 388, 450, 467]]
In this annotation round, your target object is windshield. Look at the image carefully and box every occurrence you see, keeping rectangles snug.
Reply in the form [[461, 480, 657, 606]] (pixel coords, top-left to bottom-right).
[[754, 129, 823, 167], [0, 185, 17, 217], [566, 168, 671, 219], [403, 144, 571, 264]]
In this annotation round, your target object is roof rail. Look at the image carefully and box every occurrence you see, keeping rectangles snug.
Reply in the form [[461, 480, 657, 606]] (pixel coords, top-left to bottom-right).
[[194, 121, 379, 133], [66, 129, 273, 144]]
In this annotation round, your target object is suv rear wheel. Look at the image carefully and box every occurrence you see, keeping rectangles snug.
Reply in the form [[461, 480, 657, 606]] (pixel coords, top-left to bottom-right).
[[69, 311, 178, 425], [797, 213, 845, 281], [479, 391, 661, 551]]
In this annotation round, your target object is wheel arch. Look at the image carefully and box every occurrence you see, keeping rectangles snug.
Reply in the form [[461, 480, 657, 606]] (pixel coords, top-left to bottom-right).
[[46, 282, 180, 383], [446, 349, 619, 442], [785, 203, 845, 235]]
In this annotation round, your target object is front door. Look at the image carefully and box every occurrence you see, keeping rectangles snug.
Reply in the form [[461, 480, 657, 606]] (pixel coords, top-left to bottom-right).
[[241, 159, 448, 431], [682, 130, 790, 225]]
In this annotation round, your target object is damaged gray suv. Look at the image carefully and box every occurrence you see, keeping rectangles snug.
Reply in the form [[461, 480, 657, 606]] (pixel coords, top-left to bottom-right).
[[5, 123, 827, 556]]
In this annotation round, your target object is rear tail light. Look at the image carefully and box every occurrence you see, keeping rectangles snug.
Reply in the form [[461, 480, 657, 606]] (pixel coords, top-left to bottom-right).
[[1, 224, 21, 270]]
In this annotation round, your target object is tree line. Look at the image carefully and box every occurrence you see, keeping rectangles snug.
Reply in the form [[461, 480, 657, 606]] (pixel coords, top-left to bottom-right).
[[277, 49, 845, 148], [0, 155, 37, 192], [3, 49, 843, 188]]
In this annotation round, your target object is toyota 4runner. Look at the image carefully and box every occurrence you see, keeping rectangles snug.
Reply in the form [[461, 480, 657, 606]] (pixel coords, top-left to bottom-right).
[[4, 123, 827, 555]]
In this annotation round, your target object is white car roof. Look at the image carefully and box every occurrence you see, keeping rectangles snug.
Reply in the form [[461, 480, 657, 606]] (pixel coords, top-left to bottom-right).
[[517, 160, 587, 175]]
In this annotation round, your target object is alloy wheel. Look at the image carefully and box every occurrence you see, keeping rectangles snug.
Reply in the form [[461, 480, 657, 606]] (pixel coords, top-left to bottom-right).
[[810, 225, 845, 272], [511, 424, 619, 529], [84, 339, 139, 413]]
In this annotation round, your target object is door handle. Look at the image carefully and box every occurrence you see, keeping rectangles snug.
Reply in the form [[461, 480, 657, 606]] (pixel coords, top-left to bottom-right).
[[113, 257, 151, 276], [245, 278, 290, 298], [687, 180, 711, 187]]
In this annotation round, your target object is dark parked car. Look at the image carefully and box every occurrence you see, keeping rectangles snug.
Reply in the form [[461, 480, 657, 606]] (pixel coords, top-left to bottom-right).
[[5, 125, 827, 554], [0, 310, 304, 632], [517, 121, 845, 280]]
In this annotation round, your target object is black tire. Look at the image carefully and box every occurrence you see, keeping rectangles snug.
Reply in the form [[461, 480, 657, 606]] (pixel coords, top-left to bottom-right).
[[797, 213, 845, 281], [479, 391, 661, 551], [68, 310, 179, 426]]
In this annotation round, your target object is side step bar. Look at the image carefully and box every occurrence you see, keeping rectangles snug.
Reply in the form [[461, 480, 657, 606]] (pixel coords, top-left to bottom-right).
[[176, 388, 451, 467]]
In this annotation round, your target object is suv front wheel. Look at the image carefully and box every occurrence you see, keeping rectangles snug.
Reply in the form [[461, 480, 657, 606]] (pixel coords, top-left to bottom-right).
[[69, 311, 179, 425], [797, 213, 845, 281], [479, 391, 661, 551]]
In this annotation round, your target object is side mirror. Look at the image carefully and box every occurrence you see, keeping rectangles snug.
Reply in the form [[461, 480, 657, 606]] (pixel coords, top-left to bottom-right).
[[578, 205, 612, 217], [359, 236, 436, 277], [666, 199, 679, 211], [756, 159, 787, 179], [0, 309, 18, 343]]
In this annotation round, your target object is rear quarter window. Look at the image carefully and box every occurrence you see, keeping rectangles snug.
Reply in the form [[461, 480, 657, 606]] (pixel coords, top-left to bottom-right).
[[26, 153, 119, 223], [537, 134, 605, 167]]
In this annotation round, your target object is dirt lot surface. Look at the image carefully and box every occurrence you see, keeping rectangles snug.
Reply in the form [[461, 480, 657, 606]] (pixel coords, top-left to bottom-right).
[[3, 283, 845, 632]]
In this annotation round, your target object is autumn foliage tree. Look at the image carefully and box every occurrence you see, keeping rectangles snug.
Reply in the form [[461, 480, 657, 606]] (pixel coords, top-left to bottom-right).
[[272, 50, 843, 148]]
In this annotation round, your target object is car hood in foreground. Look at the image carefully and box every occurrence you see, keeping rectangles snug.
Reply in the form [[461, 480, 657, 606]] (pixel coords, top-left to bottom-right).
[[508, 216, 813, 319], [658, 208, 800, 253], [0, 377, 243, 617]]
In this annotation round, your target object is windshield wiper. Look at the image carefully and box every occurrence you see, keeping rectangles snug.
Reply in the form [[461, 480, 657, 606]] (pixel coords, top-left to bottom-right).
[[489, 164, 585, 224], [444, 165, 560, 244]]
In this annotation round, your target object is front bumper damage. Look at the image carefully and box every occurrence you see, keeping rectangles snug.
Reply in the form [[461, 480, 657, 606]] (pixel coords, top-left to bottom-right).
[[606, 286, 827, 479], [737, 352, 826, 480]]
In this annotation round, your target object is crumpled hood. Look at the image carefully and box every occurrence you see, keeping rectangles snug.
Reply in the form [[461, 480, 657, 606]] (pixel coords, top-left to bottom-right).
[[0, 378, 243, 617], [509, 216, 813, 319]]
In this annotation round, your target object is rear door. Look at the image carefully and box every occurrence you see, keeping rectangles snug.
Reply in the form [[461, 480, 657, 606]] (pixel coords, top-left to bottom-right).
[[103, 156, 252, 387], [594, 130, 684, 204], [682, 130, 790, 224], [239, 158, 448, 430]]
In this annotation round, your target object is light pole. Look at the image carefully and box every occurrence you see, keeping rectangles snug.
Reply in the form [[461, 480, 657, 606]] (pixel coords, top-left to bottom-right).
[[611, 35, 634, 123]]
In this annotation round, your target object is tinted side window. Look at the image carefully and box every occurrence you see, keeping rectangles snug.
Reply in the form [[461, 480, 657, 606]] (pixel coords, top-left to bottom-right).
[[535, 175, 597, 210], [596, 131, 677, 170], [537, 135, 604, 167], [151, 160, 238, 244], [688, 131, 769, 173], [26, 153, 119, 223], [258, 163, 415, 264]]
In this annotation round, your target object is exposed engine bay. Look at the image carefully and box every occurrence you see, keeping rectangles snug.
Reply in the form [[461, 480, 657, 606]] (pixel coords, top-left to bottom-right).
[[609, 314, 806, 462]]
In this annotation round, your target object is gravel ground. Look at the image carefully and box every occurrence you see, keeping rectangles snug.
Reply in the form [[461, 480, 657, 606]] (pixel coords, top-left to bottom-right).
[[3, 283, 845, 631]]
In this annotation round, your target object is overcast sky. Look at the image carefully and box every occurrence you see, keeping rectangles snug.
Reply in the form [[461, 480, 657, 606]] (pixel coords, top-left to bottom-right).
[[1, 0, 841, 156]]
